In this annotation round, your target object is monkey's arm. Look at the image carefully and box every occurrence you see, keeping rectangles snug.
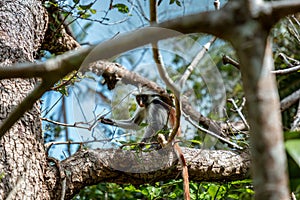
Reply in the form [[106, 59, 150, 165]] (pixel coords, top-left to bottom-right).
[[100, 108, 146, 130]]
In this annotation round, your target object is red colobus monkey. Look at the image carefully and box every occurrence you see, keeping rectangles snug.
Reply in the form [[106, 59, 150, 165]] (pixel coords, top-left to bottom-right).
[[100, 89, 190, 200], [100, 91, 176, 144]]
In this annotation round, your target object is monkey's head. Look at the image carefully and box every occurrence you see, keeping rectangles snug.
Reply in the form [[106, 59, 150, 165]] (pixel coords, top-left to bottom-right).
[[134, 87, 174, 108], [135, 94, 150, 107]]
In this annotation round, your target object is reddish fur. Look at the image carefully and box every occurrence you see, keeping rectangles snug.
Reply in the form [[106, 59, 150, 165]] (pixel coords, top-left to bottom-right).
[[169, 107, 181, 137], [169, 107, 190, 200]]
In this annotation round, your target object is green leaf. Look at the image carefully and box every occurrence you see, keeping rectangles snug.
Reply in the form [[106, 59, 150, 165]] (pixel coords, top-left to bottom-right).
[[285, 139, 300, 167], [176, 0, 181, 7], [189, 139, 202, 145], [57, 86, 68, 96], [78, 11, 91, 19], [73, 0, 79, 4], [168, 192, 177, 198], [89, 8, 97, 14], [112, 3, 129, 14]]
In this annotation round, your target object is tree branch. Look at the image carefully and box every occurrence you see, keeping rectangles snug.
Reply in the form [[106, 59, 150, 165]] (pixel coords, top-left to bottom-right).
[[280, 88, 300, 111], [179, 36, 217, 87], [267, 0, 300, 23], [45, 147, 250, 199]]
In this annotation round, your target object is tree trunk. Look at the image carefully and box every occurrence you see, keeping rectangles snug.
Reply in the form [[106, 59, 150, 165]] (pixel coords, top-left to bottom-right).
[[232, 25, 289, 200], [0, 1, 49, 199]]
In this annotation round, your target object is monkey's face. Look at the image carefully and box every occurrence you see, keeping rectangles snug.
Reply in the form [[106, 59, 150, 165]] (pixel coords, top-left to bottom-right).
[[135, 95, 149, 107]]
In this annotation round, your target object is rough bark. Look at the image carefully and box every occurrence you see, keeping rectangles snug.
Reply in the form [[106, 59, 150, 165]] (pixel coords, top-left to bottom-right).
[[0, 1, 49, 199], [227, 2, 289, 199], [45, 147, 250, 199], [42, 2, 80, 54], [235, 35, 289, 200]]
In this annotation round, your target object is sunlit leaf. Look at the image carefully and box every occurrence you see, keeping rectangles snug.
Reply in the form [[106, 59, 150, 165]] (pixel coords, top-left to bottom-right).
[[89, 8, 96, 14], [112, 3, 129, 14], [285, 139, 300, 167]]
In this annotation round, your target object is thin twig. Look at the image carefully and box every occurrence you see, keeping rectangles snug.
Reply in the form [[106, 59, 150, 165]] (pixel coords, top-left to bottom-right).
[[223, 54, 300, 75], [41, 117, 91, 130], [228, 98, 250, 130], [182, 112, 243, 150], [280, 88, 300, 111], [292, 15, 300, 27], [272, 64, 300, 75], [179, 0, 219, 87], [179, 36, 217, 87], [287, 16, 300, 43], [278, 53, 300, 66], [222, 55, 240, 69], [45, 133, 134, 152]]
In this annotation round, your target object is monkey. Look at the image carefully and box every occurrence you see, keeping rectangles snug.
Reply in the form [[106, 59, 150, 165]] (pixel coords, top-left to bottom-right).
[[100, 91, 174, 144], [99, 89, 191, 200]]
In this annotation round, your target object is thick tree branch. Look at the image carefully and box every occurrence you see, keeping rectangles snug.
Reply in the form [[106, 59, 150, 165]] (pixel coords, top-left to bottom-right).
[[0, 46, 92, 79], [267, 0, 300, 23], [45, 147, 250, 199]]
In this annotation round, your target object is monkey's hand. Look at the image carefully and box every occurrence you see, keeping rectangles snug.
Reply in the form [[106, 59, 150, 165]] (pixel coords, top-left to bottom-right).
[[99, 116, 115, 125]]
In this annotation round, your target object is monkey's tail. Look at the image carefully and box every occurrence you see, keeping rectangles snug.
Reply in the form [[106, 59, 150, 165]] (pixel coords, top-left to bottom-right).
[[174, 143, 190, 200]]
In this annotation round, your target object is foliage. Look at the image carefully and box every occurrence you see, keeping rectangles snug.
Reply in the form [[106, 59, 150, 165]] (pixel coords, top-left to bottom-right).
[[74, 180, 254, 200], [169, 0, 182, 7], [112, 4, 129, 14]]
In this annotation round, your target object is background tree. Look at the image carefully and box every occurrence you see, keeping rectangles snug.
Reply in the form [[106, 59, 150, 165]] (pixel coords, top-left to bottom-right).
[[0, 0, 299, 199]]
